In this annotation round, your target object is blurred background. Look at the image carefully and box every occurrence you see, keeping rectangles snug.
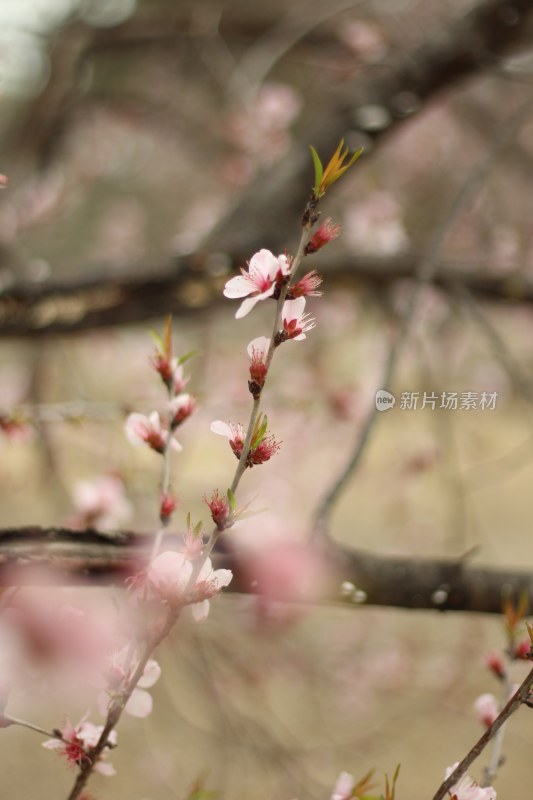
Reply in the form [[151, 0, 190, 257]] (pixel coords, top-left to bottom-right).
[[2, 0, 533, 797]]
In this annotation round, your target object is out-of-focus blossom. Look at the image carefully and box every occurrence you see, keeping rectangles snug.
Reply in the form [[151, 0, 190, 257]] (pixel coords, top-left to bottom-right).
[[169, 393, 196, 428], [205, 489, 231, 531], [330, 771, 354, 800], [0, 175, 7, 188], [125, 412, 181, 454], [343, 192, 409, 255], [173, 363, 188, 394], [247, 336, 269, 395], [147, 551, 232, 621], [513, 639, 531, 660], [0, 413, 32, 442], [152, 351, 175, 385], [223, 249, 290, 319], [71, 475, 132, 530], [223, 82, 302, 166], [473, 693, 499, 728], [160, 492, 179, 524], [485, 651, 505, 679], [288, 270, 323, 299], [305, 219, 341, 254], [97, 648, 161, 719], [445, 764, 496, 799], [339, 20, 388, 61], [281, 298, 316, 341], [245, 541, 330, 605], [43, 717, 117, 775], [6, 596, 113, 683]]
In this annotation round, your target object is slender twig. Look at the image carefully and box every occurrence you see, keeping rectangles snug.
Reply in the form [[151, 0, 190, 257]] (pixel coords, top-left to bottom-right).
[[65, 605, 178, 800], [431, 664, 533, 800], [2, 715, 61, 740]]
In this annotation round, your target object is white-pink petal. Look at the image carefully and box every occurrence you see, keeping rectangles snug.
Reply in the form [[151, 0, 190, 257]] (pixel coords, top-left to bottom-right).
[[473, 693, 498, 726], [138, 659, 161, 689], [331, 771, 355, 800], [283, 297, 306, 320], [223, 274, 258, 299], [210, 420, 233, 438], [96, 761, 116, 777], [247, 336, 270, 359], [148, 551, 192, 600], [235, 291, 271, 319], [191, 599, 210, 622], [42, 739, 63, 750], [124, 412, 153, 446], [125, 687, 153, 718]]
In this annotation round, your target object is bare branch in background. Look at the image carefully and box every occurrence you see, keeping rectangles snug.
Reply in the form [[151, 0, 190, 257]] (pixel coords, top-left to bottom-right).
[[312, 94, 533, 537], [3, 253, 533, 337], [0, 526, 531, 616]]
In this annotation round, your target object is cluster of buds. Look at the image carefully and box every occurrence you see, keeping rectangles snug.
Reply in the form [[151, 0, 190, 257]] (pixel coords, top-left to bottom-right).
[[125, 317, 197, 526]]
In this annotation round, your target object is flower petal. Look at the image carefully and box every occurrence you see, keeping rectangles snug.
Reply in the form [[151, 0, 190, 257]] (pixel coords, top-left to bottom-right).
[[191, 600, 210, 622], [138, 659, 161, 689], [210, 420, 232, 438], [223, 275, 255, 299], [95, 761, 116, 777], [125, 688, 153, 718]]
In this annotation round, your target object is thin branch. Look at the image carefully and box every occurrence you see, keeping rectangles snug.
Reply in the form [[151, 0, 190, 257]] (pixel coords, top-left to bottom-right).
[[431, 664, 533, 800]]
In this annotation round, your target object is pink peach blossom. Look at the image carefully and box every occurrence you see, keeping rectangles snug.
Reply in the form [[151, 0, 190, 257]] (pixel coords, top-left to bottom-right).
[[43, 717, 117, 775], [125, 411, 181, 454], [473, 693, 499, 728], [147, 551, 232, 621], [97, 649, 161, 719], [247, 336, 270, 390], [223, 249, 290, 319], [169, 393, 196, 427], [330, 771, 355, 800], [281, 298, 316, 341], [445, 764, 496, 799], [71, 475, 132, 529]]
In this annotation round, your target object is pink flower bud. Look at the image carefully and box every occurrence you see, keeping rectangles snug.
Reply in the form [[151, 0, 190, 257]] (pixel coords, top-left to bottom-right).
[[305, 218, 341, 254], [473, 693, 499, 728], [160, 492, 179, 523], [288, 270, 323, 299], [278, 298, 316, 342], [514, 639, 531, 660], [205, 490, 231, 530], [152, 352, 174, 385], [485, 651, 505, 680], [169, 394, 196, 428], [247, 336, 269, 397]]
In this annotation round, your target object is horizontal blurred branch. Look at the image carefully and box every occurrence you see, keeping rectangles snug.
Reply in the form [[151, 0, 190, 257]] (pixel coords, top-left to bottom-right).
[[1, 253, 533, 337], [0, 526, 531, 616]]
